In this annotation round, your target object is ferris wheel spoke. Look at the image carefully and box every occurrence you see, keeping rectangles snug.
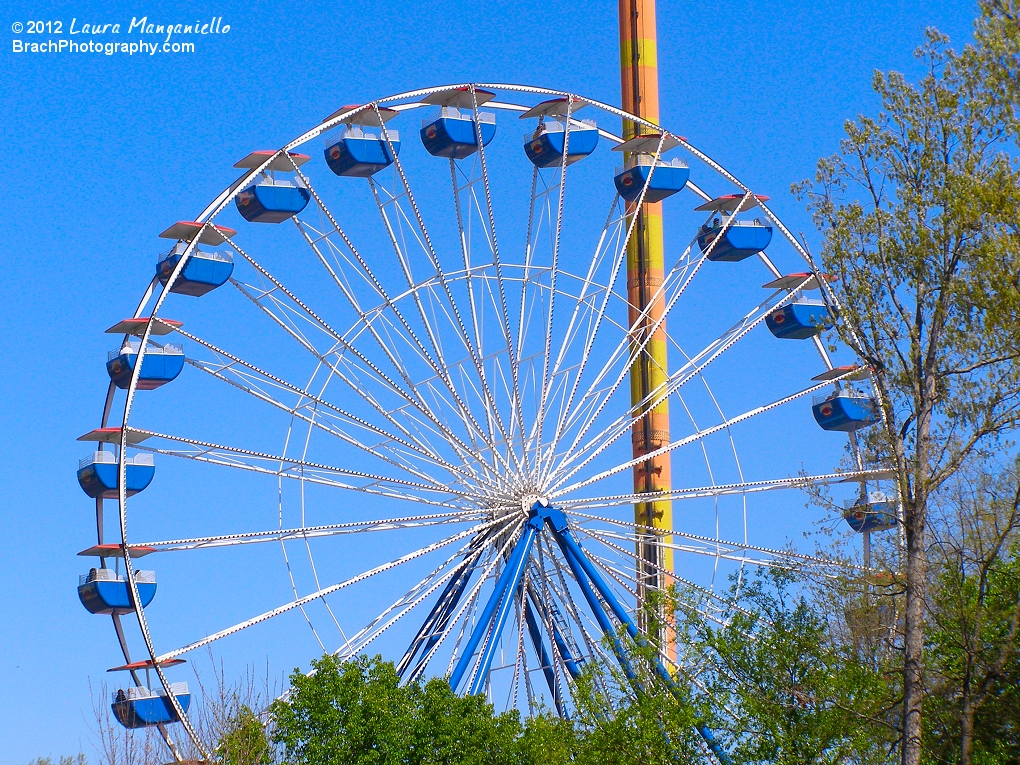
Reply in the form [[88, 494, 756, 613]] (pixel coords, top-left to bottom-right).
[[406, 519, 526, 684], [557, 469, 891, 510], [555, 192, 762, 469], [579, 540, 736, 631], [572, 527, 763, 640], [554, 134, 686, 409], [459, 90, 528, 462], [539, 202, 629, 482], [549, 284, 804, 482], [447, 159, 529, 473], [552, 368, 859, 497], [359, 185, 502, 462], [127, 427, 486, 508], [174, 337, 478, 491], [334, 533, 489, 661], [527, 100, 580, 477], [569, 512, 856, 573], [289, 213, 459, 414], [369, 119, 522, 479], [551, 239, 703, 461], [223, 233, 467, 453], [228, 269, 507, 490], [152, 518, 505, 663], [129, 512, 487, 553]]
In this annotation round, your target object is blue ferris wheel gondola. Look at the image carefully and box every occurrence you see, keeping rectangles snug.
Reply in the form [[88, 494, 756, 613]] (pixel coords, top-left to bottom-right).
[[325, 130, 401, 176], [235, 183, 311, 223], [106, 341, 185, 390], [103, 317, 185, 391], [812, 392, 879, 432], [766, 300, 834, 340], [78, 568, 157, 615], [614, 159, 690, 202], [524, 123, 600, 168], [611, 133, 689, 203], [233, 151, 312, 223], [157, 221, 237, 297], [77, 451, 155, 499], [421, 108, 497, 159], [111, 683, 191, 728], [157, 244, 234, 297], [520, 98, 600, 168], [697, 220, 773, 262], [419, 88, 498, 159], [324, 105, 401, 177], [843, 495, 898, 533], [694, 194, 773, 262]]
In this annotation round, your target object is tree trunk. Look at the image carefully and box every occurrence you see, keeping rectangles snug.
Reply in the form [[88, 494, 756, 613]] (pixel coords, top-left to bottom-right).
[[902, 496, 928, 765], [960, 687, 975, 765]]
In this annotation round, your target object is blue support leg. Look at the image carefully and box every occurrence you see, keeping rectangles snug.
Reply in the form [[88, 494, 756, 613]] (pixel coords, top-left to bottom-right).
[[540, 599, 582, 680], [398, 556, 477, 678], [524, 598, 564, 717], [450, 520, 539, 692], [467, 522, 541, 695], [550, 526, 638, 682], [543, 508, 733, 765]]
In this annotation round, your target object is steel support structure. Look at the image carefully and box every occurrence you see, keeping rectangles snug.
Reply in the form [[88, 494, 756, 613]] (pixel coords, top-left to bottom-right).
[[544, 505, 730, 764]]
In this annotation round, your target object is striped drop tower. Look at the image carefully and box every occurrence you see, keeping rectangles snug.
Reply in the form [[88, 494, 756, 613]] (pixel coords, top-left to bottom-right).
[[619, 0, 674, 644]]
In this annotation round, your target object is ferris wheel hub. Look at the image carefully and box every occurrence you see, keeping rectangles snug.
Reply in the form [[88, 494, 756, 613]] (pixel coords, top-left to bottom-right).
[[520, 494, 550, 515]]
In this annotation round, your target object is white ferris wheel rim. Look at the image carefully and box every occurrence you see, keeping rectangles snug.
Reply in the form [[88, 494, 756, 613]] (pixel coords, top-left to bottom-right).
[[97, 82, 871, 757]]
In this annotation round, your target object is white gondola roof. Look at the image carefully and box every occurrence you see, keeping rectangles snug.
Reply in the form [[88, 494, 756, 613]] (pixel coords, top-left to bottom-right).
[[611, 133, 683, 154], [694, 193, 770, 213], [811, 365, 870, 382], [233, 150, 311, 171], [78, 543, 157, 558], [420, 87, 496, 109], [159, 221, 236, 245], [78, 428, 151, 445], [519, 98, 589, 119], [762, 272, 830, 291], [105, 318, 183, 336], [322, 104, 400, 127]]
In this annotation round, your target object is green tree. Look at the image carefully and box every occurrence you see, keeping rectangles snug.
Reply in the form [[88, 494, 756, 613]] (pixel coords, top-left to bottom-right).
[[270, 654, 525, 765], [676, 571, 895, 764], [268, 651, 708, 765], [796, 3, 1020, 762], [923, 459, 1020, 765], [215, 705, 273, 765], [568, 640, 704, 765]]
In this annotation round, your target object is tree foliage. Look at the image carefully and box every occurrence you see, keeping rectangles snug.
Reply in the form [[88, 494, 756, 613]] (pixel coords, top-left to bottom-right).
[[923, 459, 1020, 764], [673, 571, 897, 765], [271, 654, 524, 765], [795, 2, 1020, 762]]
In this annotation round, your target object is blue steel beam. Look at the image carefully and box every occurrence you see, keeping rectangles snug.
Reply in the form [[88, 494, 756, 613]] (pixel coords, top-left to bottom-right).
[[450, 519, 539, 692], [468, 521, 539, 695], [541, 505, 733, 765], [542, 508, 638, 681], [398, 554, 478, 678], [526, 585, 582, 680], [523, 598, 564, 717]]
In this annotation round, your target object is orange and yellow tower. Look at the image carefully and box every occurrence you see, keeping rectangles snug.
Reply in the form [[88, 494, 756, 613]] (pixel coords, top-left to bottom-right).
[[619, 0, 674, 641]]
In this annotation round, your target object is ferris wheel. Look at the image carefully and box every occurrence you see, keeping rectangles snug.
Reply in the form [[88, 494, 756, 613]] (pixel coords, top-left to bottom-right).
[[76, 83, 893, 760]]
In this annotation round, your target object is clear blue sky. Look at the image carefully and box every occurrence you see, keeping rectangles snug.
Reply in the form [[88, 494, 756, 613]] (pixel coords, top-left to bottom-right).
[[1, 0, 977, 762]]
